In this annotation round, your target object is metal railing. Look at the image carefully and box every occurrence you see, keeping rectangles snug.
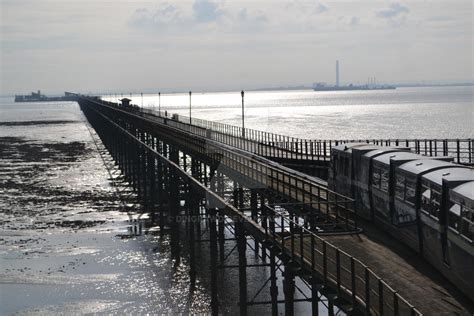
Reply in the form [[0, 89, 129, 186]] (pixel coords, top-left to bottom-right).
[[262, 205, 422, 315], [98, 98, 474, 165], [92, 99, 357, 229]]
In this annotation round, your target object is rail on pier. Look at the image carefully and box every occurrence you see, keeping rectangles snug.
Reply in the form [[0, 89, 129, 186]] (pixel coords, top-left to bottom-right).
[[96, 98, 474, 165], [78, 95, 422, 315]]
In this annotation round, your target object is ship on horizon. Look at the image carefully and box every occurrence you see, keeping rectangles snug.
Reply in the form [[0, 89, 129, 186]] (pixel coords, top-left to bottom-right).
[[314, 60, 396, 92], [15, 90, 78, 102]]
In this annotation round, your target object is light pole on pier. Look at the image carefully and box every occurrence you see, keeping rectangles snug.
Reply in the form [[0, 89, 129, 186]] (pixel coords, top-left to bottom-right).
[[241, 90, 245, 137], [158, 92, 161, 114], [189, 91, 192, 124], [141, 92, 143, 107]]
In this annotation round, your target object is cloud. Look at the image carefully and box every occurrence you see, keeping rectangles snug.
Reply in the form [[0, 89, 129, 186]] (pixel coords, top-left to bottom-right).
[[235, 8, 267, 32], [376, 3, 409, 19], [192, 0, 222, 23], [130, 4, 184, 29], [315, 2, 328, 14], [350, 16, 359, 26]]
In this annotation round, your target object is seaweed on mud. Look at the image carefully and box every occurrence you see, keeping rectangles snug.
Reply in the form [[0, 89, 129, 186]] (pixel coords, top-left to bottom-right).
[[0, 137, 91, 162]]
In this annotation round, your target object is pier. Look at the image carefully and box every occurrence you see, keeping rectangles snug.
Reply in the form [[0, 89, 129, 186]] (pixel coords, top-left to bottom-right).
[[78, 95, 473, 315]]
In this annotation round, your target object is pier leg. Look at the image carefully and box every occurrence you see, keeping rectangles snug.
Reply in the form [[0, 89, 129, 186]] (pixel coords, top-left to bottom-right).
[[311, 278, 320, 316], [209, 207, 219, 315], [188, 187, 197, 290], [236, 221, 248, 316], [250, 189, 259, 256], [270, 249, 279, 316], [283, 266, 295, 316]]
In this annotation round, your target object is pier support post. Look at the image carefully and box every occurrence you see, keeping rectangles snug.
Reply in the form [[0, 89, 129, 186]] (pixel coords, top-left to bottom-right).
[[188, 186, 197, 290], [283, 266, 295, 316], [311, 278, 320, 316], [191, 158, 201, 240], [250, 189, 259, 255], [270, 249, 279, 316], [236, 221, 248, 316], [209, 207, 219, 315]]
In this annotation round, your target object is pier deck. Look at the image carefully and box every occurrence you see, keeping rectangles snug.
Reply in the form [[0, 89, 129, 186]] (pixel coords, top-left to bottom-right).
[[288, 233, 472, 315]]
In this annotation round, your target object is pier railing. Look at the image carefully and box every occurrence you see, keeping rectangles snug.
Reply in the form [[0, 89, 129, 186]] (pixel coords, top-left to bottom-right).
[[94, 99, 357, 227], [262, 205, 421, 315], [99, 99, 474, 165], [151, 108, 474, 165]]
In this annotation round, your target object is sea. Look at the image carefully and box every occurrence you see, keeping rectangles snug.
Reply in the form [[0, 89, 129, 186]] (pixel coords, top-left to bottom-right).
[[0, 86, 472, 314], [113, 86, 473, 139]]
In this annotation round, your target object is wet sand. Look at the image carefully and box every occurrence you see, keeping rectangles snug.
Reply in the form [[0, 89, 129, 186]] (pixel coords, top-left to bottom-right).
[[0, 113, 213, 314]]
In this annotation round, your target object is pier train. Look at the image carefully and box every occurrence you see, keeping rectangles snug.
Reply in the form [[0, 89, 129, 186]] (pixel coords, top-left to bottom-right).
[[328, 144, 474, 301]]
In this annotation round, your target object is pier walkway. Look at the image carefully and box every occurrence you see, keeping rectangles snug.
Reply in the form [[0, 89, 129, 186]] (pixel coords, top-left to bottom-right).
[[77, 95, 473, 315]]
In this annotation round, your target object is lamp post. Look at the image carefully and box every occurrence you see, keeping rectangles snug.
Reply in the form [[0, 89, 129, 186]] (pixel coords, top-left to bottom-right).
[[158, 92, 161, 114], [189, 91, 192, 124], [241, 90, 245, 137]]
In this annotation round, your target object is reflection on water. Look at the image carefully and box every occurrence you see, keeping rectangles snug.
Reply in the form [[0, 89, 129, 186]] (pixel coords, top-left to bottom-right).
[[106, 86, 473, 139]]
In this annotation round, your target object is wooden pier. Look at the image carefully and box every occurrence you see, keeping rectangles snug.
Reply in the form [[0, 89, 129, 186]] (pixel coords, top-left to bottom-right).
[[77, 95, 473, 315]]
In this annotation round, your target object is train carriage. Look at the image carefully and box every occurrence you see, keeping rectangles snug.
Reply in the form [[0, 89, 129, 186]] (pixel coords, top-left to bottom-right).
[[352, 146, 410, 220], [394, 160, 462, 252], [446, 181, 474, 301], [371, 152, 452, 227], [328, 143, 474, 301], [328, 143, 369, 197], [420, 169, 474, 266]]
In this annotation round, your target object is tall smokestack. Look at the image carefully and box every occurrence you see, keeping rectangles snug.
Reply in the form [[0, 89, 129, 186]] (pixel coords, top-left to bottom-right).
[[336, 60, 340, 87]]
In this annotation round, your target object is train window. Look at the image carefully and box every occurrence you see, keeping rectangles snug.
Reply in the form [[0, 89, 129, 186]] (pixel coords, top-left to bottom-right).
[[396, 207, 416, 224], [380, 169, 389, 193], [430, 189, 441, 219], [421, 186, 431, 214], [405, 178, 416, 205], [461, 206, 473, 241], [395, 175, 405, 200], [372, 167, 381, 188], [448, 204, 461, 233], [340, 157, 349, 176]]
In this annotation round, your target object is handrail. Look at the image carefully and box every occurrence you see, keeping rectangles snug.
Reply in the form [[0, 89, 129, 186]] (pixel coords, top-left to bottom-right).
[[87, 97, 357, 230], [263, 205, 422, 315], [96, 97, 473, 165]]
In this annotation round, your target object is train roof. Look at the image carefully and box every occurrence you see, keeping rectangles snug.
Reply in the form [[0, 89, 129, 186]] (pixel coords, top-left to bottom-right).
[[398, 160, 457, 175], [373, 152, 425, 165], [422, 167, 474, 185], [331, 143, 370, 153], [450, 181, 474, 206], [363, 147, 410, 159]]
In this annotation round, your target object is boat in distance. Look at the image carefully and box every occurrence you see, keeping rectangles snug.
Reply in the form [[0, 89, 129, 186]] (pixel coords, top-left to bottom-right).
[[313, 83, 396, 92], [15, 90, 78, 102]]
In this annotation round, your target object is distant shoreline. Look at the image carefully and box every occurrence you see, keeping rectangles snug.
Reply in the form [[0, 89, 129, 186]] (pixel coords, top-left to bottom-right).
[[1, 82, 473, 98]]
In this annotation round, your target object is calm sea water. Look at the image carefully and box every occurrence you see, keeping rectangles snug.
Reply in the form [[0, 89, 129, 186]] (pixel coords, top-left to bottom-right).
[[108, 86, 473, 139]]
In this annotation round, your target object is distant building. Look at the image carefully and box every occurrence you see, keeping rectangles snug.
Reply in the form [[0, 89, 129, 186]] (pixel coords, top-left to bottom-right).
[[120, 98, 132, 107]]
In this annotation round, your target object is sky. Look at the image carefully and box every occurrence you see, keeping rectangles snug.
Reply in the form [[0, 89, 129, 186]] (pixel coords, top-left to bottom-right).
[[0, 0, 473, 94]]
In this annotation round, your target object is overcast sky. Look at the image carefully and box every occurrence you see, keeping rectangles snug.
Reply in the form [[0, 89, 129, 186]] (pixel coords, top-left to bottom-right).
[[1, 0, 472, 94]]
